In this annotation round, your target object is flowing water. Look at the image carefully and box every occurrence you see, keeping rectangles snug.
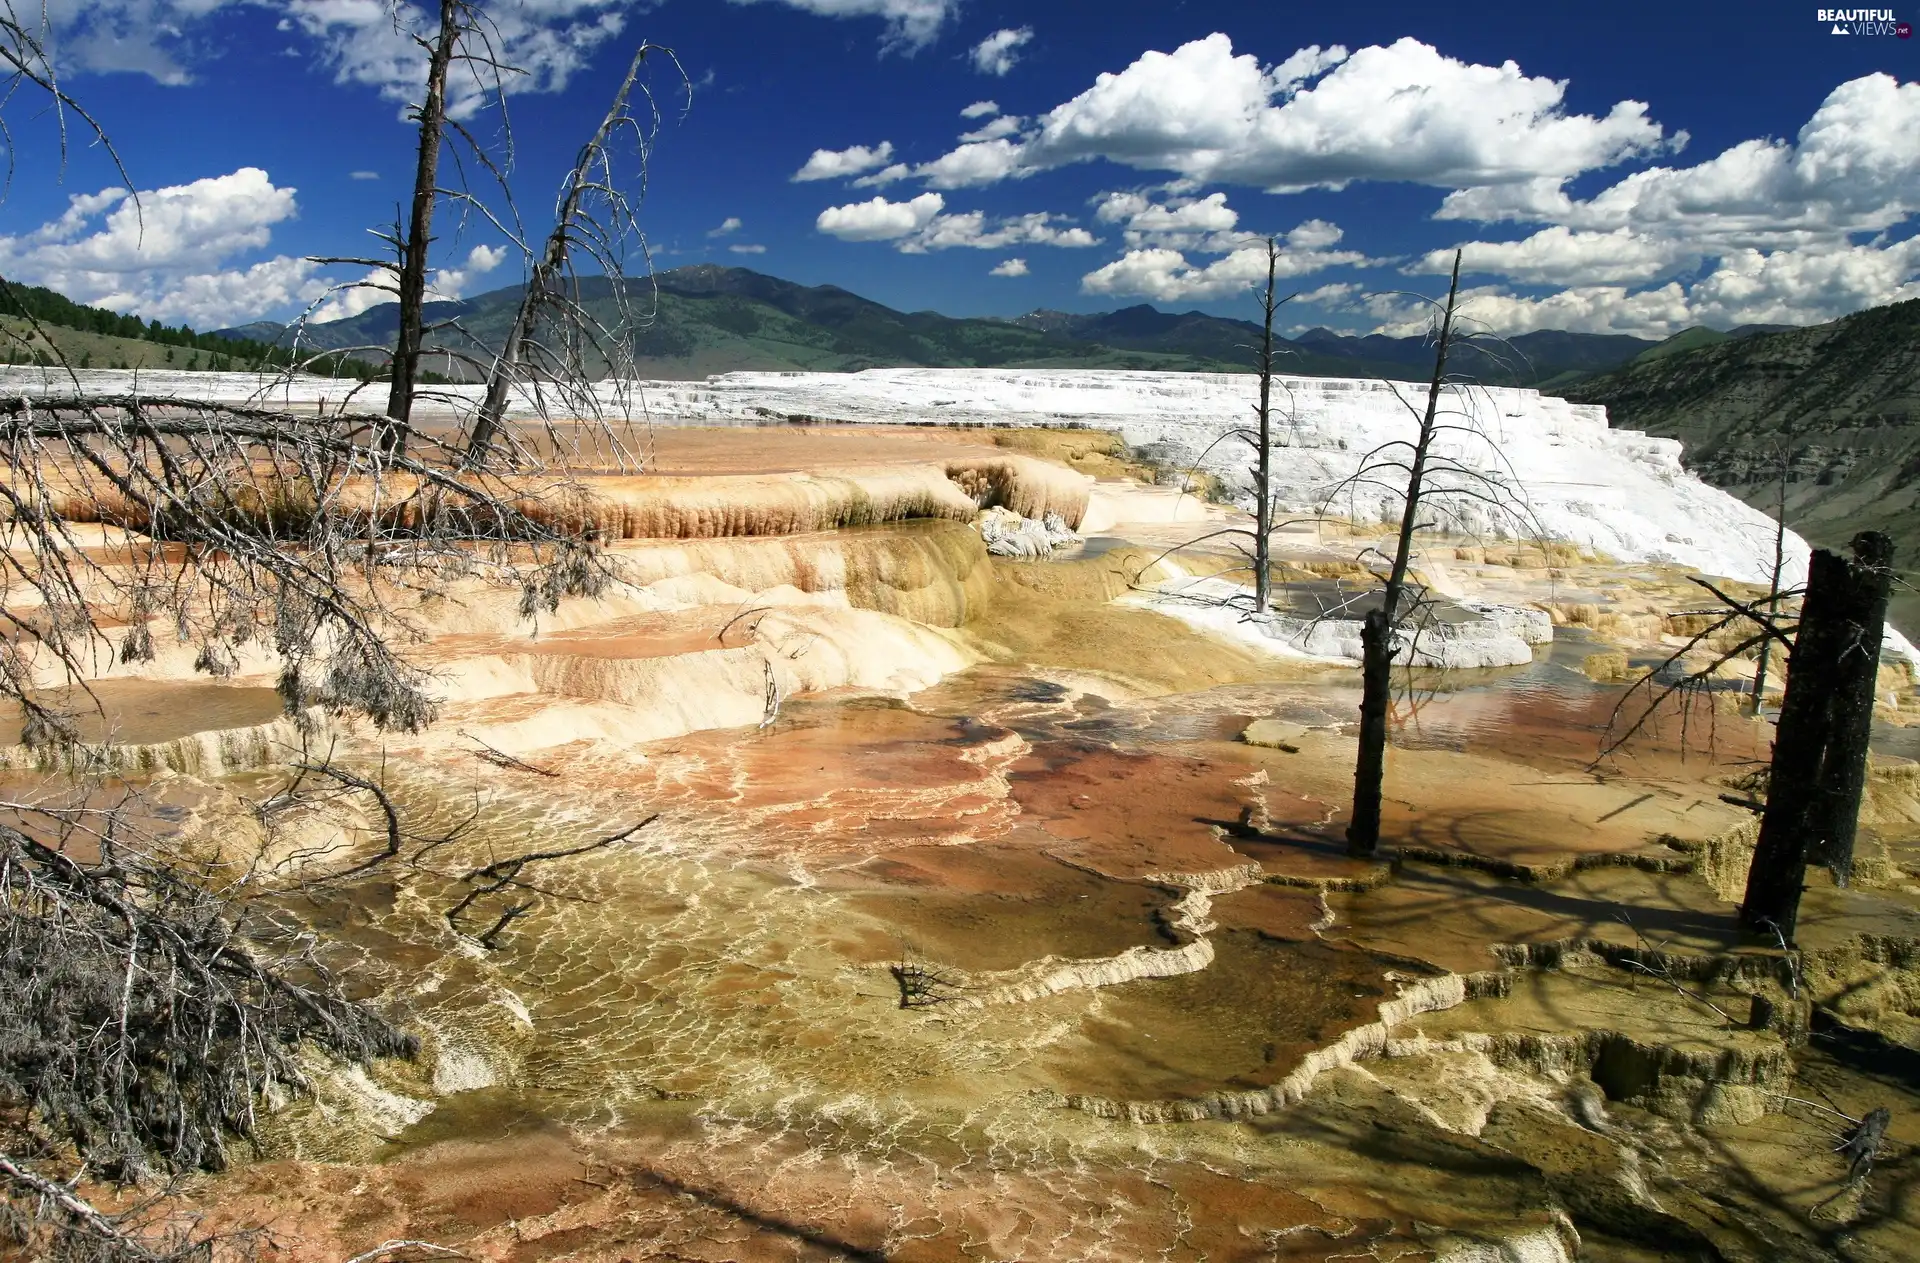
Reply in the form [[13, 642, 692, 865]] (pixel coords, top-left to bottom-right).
[[23, 542, 1879, 1260], [187, 617, 1840, 1257]]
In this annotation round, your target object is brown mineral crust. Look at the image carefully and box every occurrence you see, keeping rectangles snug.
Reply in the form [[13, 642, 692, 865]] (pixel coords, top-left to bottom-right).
[[606, 706, 1024, 864], [1005, 743, 1263, 880], [1208, 882, 1335, 941]]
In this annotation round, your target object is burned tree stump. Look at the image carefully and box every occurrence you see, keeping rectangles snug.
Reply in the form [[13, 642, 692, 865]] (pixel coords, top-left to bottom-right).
[[1814, 532, 1893, 885], [1740, 532, 1894, 941]]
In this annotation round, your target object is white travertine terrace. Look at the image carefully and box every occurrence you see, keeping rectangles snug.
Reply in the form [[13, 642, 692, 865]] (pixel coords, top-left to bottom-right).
[[12, 364, 1914, 661]]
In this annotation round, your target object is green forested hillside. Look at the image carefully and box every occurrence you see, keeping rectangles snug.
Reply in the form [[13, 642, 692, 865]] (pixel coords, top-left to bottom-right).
[[221, 266, 1661, 383], [223, 268, 1250, 378]]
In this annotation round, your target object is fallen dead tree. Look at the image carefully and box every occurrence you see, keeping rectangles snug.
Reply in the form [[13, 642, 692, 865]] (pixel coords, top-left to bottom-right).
[[0, 790, 413, 1260]]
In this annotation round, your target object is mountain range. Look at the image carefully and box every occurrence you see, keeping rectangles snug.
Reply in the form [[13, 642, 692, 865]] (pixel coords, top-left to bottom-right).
[[218, 265, 1725, 387]]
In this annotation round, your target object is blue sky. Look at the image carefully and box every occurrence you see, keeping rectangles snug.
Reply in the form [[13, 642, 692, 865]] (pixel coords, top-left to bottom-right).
[[0, 0, 1915, 339]]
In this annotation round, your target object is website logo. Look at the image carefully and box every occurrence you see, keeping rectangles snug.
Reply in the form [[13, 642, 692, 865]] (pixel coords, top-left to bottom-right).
[[1817, 8, 1911, 34]]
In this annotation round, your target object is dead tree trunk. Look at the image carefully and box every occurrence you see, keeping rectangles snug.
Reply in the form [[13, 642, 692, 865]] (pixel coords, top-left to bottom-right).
[[464, 43, 660, 469], [383, 0, 461, 457], [1740, 532, 1893, 938], [1813, 531, 1893, 885], [1347, 608, 1394, 850], [1346, 249, 1462, 859], [1252, 237, 1280, 614]]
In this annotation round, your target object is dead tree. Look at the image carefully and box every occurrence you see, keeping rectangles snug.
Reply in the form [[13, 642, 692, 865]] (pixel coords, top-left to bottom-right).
[[0, 794, 416, 1181], [0, 393, 611, 741], [1122, 239, 1300, 617], [441, 814, 658, 948], [306, 1, 521, 451], [384, 0, 463, 456], [0, 1149, 242, 1262], [298, 7, 673, 474], [1740, 533, 1893, 940], [1250, 238, 1286, 613], [1346, 252, 1464, 858], [1811, 532, 1893, 885], [463, 43, 672, 468], [1137, 249, 1536, 858]]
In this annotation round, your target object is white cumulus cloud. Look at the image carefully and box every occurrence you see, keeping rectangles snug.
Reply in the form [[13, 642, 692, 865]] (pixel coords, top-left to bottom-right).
[[960, 114, 1025, 143], [38, 1, 638, 116], [1684, 238, 1920, 329], [708, 217, 744, 237], [990, 258, 1030, 277], [429, 242, 508, 301], [1439, 74, 1920, 249], [121, 257, 329, 328], [960, 100, 1001, 119], [817, 192, 948, 241], [917, 138, 1028, 189], [730, 243, 769, 255], [1093, 190, 1253, 253], [312, 270, 398, 325], [41, 1, 955, 108], [1415, 73, 1920, 334], [794, 141, 897, 182], [0, 166, 335, 328], [1359, 284, 1698, 339], [851, 163, 914, 188], [971, 26, 1032, 77], [916, 34, 1673, 191], [1414, 226, 1699, 287], [314, 241, 509, 323], [1080, 222, 1368, 302], [816, 193, 1097, 252], [903, 211, 1096, 253]]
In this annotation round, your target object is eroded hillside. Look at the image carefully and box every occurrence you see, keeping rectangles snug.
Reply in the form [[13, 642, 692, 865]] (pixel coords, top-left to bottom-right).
[[1566, 299, 1920, 628]]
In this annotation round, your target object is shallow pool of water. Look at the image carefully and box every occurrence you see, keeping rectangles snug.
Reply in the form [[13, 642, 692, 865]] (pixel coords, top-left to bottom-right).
[[0, 680, 285, 745]]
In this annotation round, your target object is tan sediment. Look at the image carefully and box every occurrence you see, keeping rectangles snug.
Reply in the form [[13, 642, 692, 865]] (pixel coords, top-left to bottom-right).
[[0, 712, 316, 776], [945, 863, 1262, 1009], [1066, 947, 1797, 1129], [1063, 971, 1478, 1122], [24, 455, 1089, 541], [518, 467, 981, 539], [1581, 648, 1636, 683], [605, 522, 993, 627], [419, 606, 979, 754], [13, 428, 1920, 1258], [1394, 842, 1701, 885], [1402, 973, 1794, 1129], [1674, 761, 1920, 901], [950, 938, 1219, 1009], [943, 454, 1093, 527]]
